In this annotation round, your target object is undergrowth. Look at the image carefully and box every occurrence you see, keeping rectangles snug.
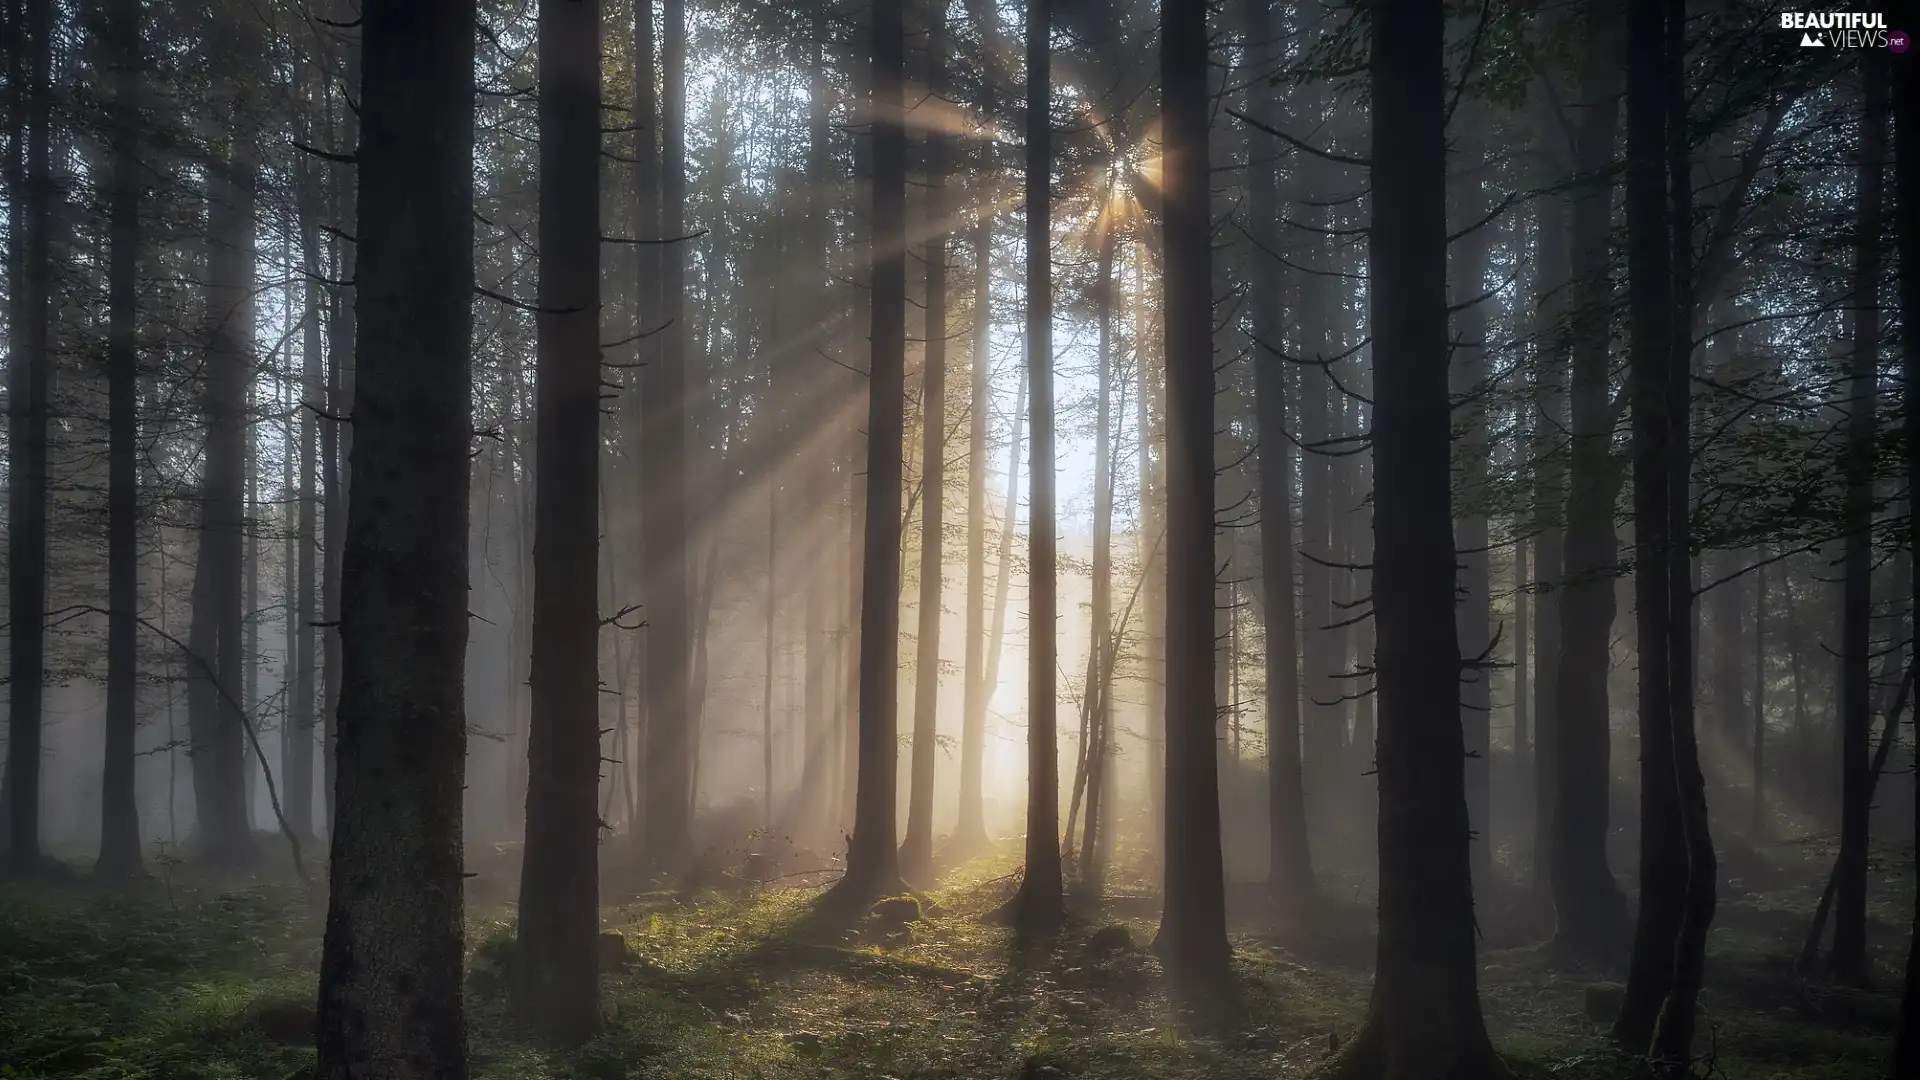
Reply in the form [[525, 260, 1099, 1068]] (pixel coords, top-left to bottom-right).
[[0, 848, 1902, 1080]]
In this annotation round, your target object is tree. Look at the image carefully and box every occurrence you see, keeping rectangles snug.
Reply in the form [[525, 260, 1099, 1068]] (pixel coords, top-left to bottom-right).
[[3, 0, 49, 875], [1830, 48, 1888, 987], [94, 0, 144, 882], [188, 2, 262, 869], [1002, 0, 1064, 939], [1152, 0, 1229, 988], [899, 0, 949, 885], [1614, 0, 1716, 1062], [830, 0, 908, 906], [1891, 3, 1919, 1068], [643, 0, 695, 879], [312, 0, 476, 1072], [953, 35, 997, 857], [515, 0, 603, 1043], [1327, 0, 1502, 1073], [1243, 0, 1311, 913], [1549, 1, 1628, 960]]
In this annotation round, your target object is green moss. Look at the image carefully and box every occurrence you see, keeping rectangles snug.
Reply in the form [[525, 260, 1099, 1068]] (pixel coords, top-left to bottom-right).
[[0, 864, 1900, 1080]]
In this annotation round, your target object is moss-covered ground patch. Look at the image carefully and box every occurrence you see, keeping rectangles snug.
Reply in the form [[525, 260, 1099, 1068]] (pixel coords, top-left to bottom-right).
[[0, 850, 1903, 1079]]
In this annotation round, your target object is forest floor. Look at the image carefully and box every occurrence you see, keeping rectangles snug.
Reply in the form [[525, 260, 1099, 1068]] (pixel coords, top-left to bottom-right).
[[0, 844, 1906, 1080]]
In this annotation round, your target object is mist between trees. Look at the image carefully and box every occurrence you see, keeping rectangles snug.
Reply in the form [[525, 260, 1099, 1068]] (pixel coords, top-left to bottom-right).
[[0, 0, 1917, 1078]]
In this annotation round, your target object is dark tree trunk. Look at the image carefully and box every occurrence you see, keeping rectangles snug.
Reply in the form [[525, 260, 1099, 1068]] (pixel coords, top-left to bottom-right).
[[95, 0, 143, 881], [1832, 49, 1888, 987], [1076, 218, 1117, 895], [900, 2, 948, 883], [643, 0, 694, 877], [1891, 3, 1920, 1066], [515, 0, 603, 1044], [1451, 144, 1494, 897], [321, 9, 359, 834], [1152, 0, 1230, 988], [1530, 89, 1569, 904], [629, 0, 660, 846], [1329, 1, 1500, 1074], [954, 54, 996, 855], [797, 15, 834, 847], [1616, 0, 1681, 1045], [1549, 1, 1628, 960], [1649, 4, 1715, 1055], [832, 0, 908, 905], [1616, 0, 1716, 1060], [1245, 0, 1311, 909], [1751, 554, 1766, 838], [192, 7, 261, 870], [288, 77, 325, 845], [1005, 0, 1063, 938], [312, 0, 475, 1073], [4, 0, 49, 875]]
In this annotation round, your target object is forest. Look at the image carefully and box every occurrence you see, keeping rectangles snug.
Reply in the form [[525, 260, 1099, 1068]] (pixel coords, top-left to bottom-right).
[[0, 0, 1916, 1077]]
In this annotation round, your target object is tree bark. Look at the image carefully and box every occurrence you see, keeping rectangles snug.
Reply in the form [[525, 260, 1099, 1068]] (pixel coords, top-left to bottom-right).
[[1529, 72, 1570, 904], [900, 2, 949, 883], [1451, 133, 1494, 896], [1152, 0, 1231, 988], [1328, 1, 1501, 1073], [1890, 1, 1919, 1062], [1831, 48, 1887, 987], [192, 5, 262, 869], [1245, 0, 1311, 908], [1076, 216, 1117, 895], [95, 0, 144, 881], [321, 3, 359, 835], [1004, 0, 1064, 938], [313, 0, 474, 1072], [1549, 1, 1628, 960], [954, 53, 997, 855], [831, 0, 908, 905], [515, 0, 603, 1043], [643, 0, 695, 878]]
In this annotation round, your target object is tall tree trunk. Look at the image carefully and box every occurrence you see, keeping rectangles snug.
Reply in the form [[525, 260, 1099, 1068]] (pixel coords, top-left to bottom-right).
[[1550, 1, 1628, 959], [1153, 0, 1230, 987], [643, 0, 694, 877], [1244, 0, 1311, 906], [1330, 1, 1500, 1073], [321, 8, 359, 835], [629, 0, 660, 848], [1649, 5, 1715, 1055], [1530, 73, 1570, 905], [313, 0, 475, 1072], [1616, 0, 1716, 1058], [797, 15, 834, 849], [1751, 553, 1767, 838], [900, 4, 949, 882], [291, 139, 322, 844], [515, 0, 603, 1043], [95, 0, 143, 881], [954, 59, 996, 854], [1831, 49, 1888, 987], [1889, 5, 1919, 1066], [832, 0, 908, 904], [5, 0, 49, 875], [1616, 0, 1681, 1043], [1005, 0, 1063, 938], [1139, 236, 1166, 861], [1451, 138, 1494, 896], [1076, 215, 1117, 895], [192, 6, 261, 869]]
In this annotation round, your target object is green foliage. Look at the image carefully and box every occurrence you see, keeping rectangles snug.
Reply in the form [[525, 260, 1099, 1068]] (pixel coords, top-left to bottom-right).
[[0, 860, 1902, 1080]]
